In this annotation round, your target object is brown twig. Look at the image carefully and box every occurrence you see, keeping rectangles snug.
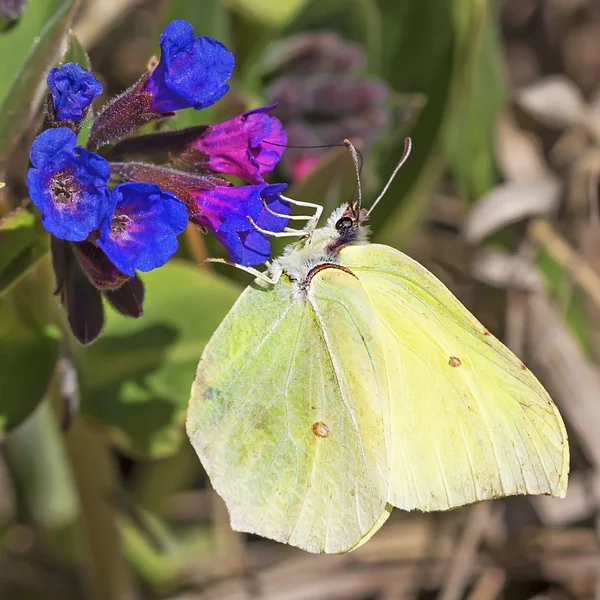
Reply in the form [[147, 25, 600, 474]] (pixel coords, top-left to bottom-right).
[[73, 0, 147, 49], [438, 503, 492, 600]]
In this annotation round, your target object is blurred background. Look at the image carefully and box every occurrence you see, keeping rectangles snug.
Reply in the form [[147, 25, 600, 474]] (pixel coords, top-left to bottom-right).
[[1, 0, 600, 598]]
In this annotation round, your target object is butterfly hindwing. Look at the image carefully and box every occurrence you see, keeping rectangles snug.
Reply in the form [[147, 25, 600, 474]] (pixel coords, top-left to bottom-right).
[[339, 243, 569, 511], [188, 272, 390, 553]]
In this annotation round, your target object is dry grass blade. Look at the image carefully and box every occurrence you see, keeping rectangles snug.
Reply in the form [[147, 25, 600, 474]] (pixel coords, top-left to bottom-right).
[[465, 567, 505, 600], [438, 503, 492, 600], [533, 472, 599, 526], [74, 0, 146, 48], [495, 110, 551, 182], [463, 181, 561, 244], [526, 291, 600, 467], [515, 75, 586, 130], [471, 248, 544, 291], [212, 492, 246, 576]]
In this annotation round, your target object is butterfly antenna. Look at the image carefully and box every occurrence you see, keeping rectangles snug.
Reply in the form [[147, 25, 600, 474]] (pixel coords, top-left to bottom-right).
[[367, 137, 412, 217], [343, 139, 362, 215]]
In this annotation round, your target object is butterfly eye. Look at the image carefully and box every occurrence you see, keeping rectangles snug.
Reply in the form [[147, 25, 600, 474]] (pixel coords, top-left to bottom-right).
[[335, 217, 353, 232]]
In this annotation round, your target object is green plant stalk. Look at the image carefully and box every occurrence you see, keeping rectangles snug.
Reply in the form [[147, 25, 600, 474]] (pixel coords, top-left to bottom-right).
[[4, 400, 77, 528], [64, 418, 137, 600], [358, 0, 382, 73], [133, 441, 200, 517]]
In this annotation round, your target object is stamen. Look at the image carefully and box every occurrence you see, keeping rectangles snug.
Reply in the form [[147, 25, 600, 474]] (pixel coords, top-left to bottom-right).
[[111, 213, 130, 234], [50, 170, 77, 204]]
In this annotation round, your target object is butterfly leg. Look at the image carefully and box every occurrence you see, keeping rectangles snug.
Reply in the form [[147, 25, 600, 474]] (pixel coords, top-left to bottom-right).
[[204, 258, 282, 285], [246, 216, 313, 238], [261, 200, 315, 222], [281, 195, 323, 231]]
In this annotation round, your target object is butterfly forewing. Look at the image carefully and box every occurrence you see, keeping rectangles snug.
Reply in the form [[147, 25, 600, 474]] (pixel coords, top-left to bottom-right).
[[188, 272, 390, 553], [339, 244, 569, 511]]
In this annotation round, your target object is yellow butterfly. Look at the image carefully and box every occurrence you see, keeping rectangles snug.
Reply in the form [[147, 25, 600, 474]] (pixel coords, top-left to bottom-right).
[[187, 139, 568, 554]]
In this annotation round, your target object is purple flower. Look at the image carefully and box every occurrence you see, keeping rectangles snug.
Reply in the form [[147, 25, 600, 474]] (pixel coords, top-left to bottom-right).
[[189, 183, 289, 266], [0, 0, 26, 22], [145, 19, 234, 112], [47, 63, 103, 123], [26, 128, 111, 241], [97, 182, 188, 276], [187, 106, 287, 184], [108, 164, 290, 267]]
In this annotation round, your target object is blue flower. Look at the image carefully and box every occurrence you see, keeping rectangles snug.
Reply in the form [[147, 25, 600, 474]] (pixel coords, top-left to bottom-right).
[[145, 19, 234, 112], [186, 105, 287, 184], [97, 182, 189, 276], [26, 128, 111, 241], [189, 182, 289, 266], [47, 63, 103, 122]]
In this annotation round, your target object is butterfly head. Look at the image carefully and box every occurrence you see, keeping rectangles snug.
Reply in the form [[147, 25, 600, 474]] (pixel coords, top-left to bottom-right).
[[317, 136, 411, 252], [322, 201, 370, 253], [266, 138, 411, 287]]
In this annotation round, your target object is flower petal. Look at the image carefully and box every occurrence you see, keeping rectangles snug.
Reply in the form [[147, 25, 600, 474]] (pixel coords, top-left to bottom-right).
[[146, 19, 234, 112], [26, 128, 111, 241], [217, 227, 271, 266], [29, 126, 76, 167], [189, 182, 288, 266], [47, 63, 103, 122], [97, 182, 188, 276], [256, 183, 289, 232], [188, 106, 286, 183], [249, 108, 287, 174]]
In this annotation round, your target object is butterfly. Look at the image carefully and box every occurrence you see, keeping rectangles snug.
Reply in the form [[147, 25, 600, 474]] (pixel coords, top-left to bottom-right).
[[186, 139, 569, 554]]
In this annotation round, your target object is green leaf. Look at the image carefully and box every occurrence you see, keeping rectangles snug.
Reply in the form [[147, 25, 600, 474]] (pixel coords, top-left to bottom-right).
[[0, 288, 60, 436], [61, 30, 94, 146], [0, 0, 77, 177], [444, 8, 506, 202], [536, 250, 596, 357], [283, 0, 376, 48], [371, 0, 489, 246], [226, 0, 313, 28], [0, 207, 49, 297], [62, 28, 91, 70], [158, 0, 232, 44], [0, 0, 73, 106], [79, 261, 241, 459]]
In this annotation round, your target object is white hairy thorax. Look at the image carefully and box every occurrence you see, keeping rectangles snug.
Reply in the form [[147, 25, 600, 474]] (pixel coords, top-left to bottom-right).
[[268, 203, 370, 289]]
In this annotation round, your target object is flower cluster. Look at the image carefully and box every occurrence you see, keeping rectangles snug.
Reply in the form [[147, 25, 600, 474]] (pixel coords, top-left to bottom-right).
[[27, 19, 288, 344], [262, 31, 389, 181]]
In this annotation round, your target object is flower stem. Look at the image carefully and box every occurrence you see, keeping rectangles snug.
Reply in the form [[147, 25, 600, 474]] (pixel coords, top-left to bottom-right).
[[64, 418, 137, 600]]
